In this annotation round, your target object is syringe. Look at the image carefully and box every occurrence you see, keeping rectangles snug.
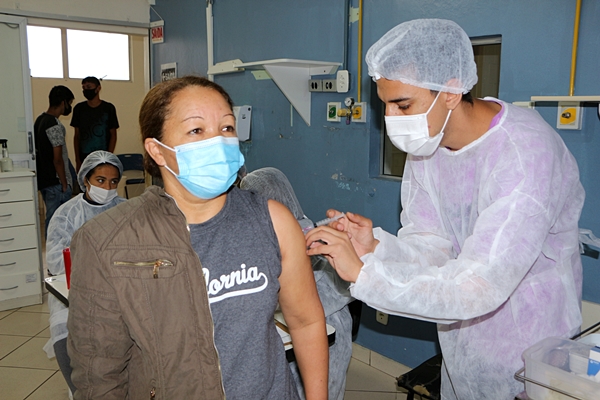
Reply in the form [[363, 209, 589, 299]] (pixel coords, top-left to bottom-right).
[[303, 213, 346, 233], [315, 212, 346, 227]]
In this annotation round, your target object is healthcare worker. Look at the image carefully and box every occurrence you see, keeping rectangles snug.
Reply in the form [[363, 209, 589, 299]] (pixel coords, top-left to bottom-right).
[[44, 150, 125, 395], [305, 19, 584, 399], [240, 167, 354, 400]]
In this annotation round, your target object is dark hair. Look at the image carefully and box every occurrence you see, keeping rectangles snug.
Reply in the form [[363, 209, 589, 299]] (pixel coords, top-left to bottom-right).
[[82, 76, 101, 86], [139, 76, 234, 178], [430, 90, 473, 105], [49, 86, 75, 107]]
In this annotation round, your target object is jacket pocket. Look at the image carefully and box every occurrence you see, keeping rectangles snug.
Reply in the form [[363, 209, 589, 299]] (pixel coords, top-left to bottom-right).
[[112, 259, 175, 279]]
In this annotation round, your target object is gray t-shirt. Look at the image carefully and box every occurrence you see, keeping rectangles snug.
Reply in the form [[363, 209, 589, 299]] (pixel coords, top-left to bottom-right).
[[46, 119, 72, 188], [189, 187, 299, 400]]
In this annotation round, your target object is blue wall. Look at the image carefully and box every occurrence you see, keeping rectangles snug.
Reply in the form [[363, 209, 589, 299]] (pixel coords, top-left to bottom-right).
[[151, 0, 600, 368]]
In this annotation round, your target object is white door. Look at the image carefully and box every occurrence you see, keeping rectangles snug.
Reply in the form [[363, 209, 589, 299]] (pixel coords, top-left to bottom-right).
[[0, 14, 35, 170]]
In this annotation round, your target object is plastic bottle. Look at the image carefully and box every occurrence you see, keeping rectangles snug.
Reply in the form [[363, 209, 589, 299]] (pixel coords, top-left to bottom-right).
[[0, 139, 13, 172]]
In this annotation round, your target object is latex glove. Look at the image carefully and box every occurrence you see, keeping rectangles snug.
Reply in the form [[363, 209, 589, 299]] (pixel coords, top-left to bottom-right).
[[326, 210, 378, 257]]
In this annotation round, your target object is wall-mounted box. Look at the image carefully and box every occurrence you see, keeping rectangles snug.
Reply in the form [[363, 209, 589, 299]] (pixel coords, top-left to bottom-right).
[[233, 105, 252, 141]]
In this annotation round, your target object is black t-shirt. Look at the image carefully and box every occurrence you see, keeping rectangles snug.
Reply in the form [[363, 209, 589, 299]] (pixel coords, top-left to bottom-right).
[[34, 113, 65, 190], [70, 100, 119, 156]]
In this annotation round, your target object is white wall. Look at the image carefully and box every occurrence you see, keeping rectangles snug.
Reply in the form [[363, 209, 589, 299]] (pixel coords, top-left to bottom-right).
[[0, 0, 149, 25]]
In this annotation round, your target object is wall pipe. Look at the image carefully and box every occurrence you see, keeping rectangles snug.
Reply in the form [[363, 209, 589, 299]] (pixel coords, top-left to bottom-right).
[[569, 0, 581, 96], [357, 0, 363, 103], [206, 0, 214, 81]]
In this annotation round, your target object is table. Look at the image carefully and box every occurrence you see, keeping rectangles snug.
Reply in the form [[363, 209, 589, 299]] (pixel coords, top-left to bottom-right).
[[45, 275, 335, 362]]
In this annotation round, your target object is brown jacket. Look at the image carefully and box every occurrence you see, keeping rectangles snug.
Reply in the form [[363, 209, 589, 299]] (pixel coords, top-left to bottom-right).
[[67, 186, 225, 399]]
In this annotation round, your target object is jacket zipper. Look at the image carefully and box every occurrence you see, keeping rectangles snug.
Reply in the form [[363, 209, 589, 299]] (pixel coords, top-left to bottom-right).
[[113, 259, 173, 279]]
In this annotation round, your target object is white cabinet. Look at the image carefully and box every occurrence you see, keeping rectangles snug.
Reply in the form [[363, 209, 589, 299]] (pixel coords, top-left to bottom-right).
[[0, 169, 43, 310]]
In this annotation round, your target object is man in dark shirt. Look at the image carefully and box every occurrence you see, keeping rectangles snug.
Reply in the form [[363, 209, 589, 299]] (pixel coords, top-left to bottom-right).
[[34, 85, 75, 238], [70, 76, 119, 171]]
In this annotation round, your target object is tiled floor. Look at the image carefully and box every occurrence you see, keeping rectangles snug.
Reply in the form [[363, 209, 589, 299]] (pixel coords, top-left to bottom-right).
[[1, 292, 409, 399]]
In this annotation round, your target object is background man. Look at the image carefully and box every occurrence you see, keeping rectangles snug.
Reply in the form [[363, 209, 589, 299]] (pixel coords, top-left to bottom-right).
[[70, 76, 119, 171], [34, 85, 75, 238]]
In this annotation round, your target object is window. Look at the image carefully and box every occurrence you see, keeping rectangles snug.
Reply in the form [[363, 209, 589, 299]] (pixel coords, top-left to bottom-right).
[[26, 26, 130, 81], [67, 30, 129, 80], [26, 26, 63, 78], [380, 36, 502, 178]]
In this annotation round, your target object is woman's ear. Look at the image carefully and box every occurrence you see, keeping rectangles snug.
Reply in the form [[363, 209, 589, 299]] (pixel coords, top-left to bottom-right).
[[144, 138, 166, 167]]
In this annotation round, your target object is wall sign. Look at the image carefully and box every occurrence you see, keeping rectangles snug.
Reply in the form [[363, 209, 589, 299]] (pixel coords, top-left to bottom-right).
[[150, 20, 164, 44], [161, 63, 177, 82]]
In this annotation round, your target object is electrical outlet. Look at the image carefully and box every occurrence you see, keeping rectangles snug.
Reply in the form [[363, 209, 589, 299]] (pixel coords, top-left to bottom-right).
[[376, 311, 388, 325], [327, 102, 341, 122], [323, 79, 337, 92], [352, 102, 367, 123], [308, 79, 323, 92], [337, 70, 350, 93], [557, 101, 582, 130]]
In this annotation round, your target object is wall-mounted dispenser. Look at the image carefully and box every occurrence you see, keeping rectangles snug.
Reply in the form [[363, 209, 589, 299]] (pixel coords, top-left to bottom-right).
[[233, 105, 252, 141]]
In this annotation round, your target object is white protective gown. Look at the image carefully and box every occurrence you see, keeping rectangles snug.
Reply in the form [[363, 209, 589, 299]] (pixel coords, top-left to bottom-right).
[[44, 193, 126, 357], [352, 99, 584, 399]]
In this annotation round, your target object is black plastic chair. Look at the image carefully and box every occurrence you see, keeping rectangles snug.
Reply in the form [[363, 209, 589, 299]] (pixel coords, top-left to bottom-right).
[[396, 353, 442, 400], [117, 153, 145, 199]]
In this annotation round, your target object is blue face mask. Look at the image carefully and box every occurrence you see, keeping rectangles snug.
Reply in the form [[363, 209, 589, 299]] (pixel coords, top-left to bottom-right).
[[155, 136, 245, 199]]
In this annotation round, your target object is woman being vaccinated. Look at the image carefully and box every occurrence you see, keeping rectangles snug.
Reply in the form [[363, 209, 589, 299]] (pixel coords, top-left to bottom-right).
[[44, 150, 125, 395], [67, 76, 328, 399]]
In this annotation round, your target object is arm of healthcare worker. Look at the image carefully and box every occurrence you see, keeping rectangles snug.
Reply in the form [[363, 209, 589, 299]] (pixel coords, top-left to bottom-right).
[[271, 199, 329, 400], [307, 154, 564, 324], [67, 228, 133, 399], [46, 212, 73, 275], [46, 206, 76, 276]]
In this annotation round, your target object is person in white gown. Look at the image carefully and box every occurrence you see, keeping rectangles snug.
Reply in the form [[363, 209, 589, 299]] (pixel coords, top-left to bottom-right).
[[305, 18, 584, 399], [44, 150, 126, 395]]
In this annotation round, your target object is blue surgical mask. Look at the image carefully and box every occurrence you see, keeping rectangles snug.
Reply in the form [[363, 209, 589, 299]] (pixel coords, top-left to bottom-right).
[[155, 136, 245, 199]]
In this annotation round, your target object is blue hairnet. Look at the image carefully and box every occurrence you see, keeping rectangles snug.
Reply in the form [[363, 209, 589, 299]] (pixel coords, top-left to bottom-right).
[[77, 151, 123, 192], [366, 19, 478, 94]]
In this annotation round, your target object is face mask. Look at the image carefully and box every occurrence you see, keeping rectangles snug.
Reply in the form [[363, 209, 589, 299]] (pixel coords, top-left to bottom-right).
[[86, 180, 118, 204], [63, 101, 72, 116], [384, 91, 452, 156], [155, 136, 245, 200], [83, 88, 97, 101]]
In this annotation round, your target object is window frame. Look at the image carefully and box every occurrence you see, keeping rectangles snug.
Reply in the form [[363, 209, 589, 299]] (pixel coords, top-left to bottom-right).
[[26, 24, 132, 82]]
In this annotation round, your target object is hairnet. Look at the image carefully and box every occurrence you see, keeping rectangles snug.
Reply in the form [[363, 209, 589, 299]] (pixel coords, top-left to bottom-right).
[[366, 19, 478, 94], [77, 151, 123, 192]]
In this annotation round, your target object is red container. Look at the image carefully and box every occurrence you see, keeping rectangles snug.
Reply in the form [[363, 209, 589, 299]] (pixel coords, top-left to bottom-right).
[[63, 248, 71, 289]]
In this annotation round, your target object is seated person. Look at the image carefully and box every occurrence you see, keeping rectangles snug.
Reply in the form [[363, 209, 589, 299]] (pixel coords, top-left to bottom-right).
[[241, 167, 354, 400], [67, 76, 328, 399], [43, 151, 125, 395]]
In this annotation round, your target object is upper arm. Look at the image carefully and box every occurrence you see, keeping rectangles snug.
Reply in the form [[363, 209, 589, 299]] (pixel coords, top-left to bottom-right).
[[110, 105, 119, 129], [46, 215, 73, 275], [269, 200, 323, 327], [52, 145, 63, 163]]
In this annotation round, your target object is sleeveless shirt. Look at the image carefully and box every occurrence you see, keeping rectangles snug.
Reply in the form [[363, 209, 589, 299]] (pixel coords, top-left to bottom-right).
[[189, 187, 300, 400]]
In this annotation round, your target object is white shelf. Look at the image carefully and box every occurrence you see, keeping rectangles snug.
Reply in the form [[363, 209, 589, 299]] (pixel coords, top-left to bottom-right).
[[208, 58, 342, 126], [531, 95, 600, 102], [236, 59, 340, 75]]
